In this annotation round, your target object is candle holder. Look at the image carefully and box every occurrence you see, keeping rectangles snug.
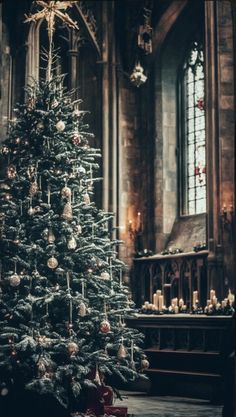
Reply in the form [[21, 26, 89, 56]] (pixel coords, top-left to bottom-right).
[[220, 204, 234, 241]]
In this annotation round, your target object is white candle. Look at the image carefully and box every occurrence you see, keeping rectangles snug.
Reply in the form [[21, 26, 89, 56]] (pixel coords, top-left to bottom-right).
[[193, 291, 198, 306], [131, 341, 134, 362], [210, 289, 215, 302], [119, 269, 123, 286], [69, 299, 73, 323], [174, 306, 179, 314], [179, 298, 184, 307], [159, 295, 163, 310], [212, 295, 217, 305], [207, 299, 211, 306], [20, 200, 23, 215], [82, 281, 85, 298], [109, 258, 113, 280], [39, 175, 42, 190], [47, 186, 51, 205], [66, 272, 70, 290], [153, 293, 157, 307], [137, 212, 141, 230]]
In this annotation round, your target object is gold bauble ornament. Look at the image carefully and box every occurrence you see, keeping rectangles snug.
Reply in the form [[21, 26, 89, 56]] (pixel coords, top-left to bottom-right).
[[61, 186, 72, 199], [29, 181, 38, 195], [79, 302, 86, 317], [117, 344, 127, 359], [100, 272, 110, 280], [47, 256, 58, 269], [100, 319, 111, 333], [56, 120, 65, 132], [6, 165, 16, 179], [67, 341, 79, 355], [9, 273, 21, 287], [62, 202, 73, 220], [67, 236, 77, 250], [141, 358, 150, 370]]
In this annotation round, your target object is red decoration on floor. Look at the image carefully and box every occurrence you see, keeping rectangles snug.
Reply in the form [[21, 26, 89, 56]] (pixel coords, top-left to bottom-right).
[[104, 406, 128, 417]]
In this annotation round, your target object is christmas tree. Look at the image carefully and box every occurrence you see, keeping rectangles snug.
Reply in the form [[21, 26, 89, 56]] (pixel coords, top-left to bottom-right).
[[0, 2, 148, 416]]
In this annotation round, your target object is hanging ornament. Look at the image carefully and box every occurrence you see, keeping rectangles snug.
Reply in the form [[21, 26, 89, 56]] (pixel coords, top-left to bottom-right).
[[75, 224, 82, 234], [141, 358, 150, 370], [67, 236, 77, 250], [94, 364, 101, 385], [6, 165, 16, 179], [37, 360, 46, 377], [72, 132, 81, 145], [100, 319, 111, 334], [1, 146, 10, 155], [61, 186, 72, 199], [100, 272, 110, 280], [0, 383, 9, 397], [28, 206, 35, 216], [42, 228, 49, 240], [73, 108, 80, 117], [15, 137, 21, 144], [27, 97, 35, 111], [78, 166, 86, 175], [48, 228, 55, 244], [51, 99, 59, 109], [79, 302, 86, 317], [117, 342, 127, 359], [29, 181, 38, 195], [67, 341, 79, 355], [62, 202, 73, 220], [9, 273, 21, 287], [130, 62, 147, 88], [56, 120, 65, 132], [36, 121, 44, 131], [84, 192, 90, 205], [47, 256, 58, 269]]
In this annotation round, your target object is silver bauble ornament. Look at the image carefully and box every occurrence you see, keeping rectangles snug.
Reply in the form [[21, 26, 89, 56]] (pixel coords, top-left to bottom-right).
[[61, 186, 72, 199], [67, 341, 79, 355], [100, 272, 110, 280], [62, 202, 73, 220], [100, 319, 111, 333], [56, 120, 65, 132], [117, 344, 127, 359], [79, 302, 86, 317], [47, 256, 58, 269], [67, 236, 77, 250], [29, 181, 38, 195], [9, 273, 21, 287], [84, 193, 90, 205], [141, 358, 150, 370]]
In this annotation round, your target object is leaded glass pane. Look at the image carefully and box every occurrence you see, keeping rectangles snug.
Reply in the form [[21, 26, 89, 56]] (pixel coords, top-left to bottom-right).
[[182, 40, 206, 215]]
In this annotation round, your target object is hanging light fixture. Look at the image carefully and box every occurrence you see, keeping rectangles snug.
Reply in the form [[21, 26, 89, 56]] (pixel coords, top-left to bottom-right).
[[130, 62, 147, 87]]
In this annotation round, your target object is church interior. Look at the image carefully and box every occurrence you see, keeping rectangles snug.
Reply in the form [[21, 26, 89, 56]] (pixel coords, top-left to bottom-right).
[[0, 1, 235, 417]]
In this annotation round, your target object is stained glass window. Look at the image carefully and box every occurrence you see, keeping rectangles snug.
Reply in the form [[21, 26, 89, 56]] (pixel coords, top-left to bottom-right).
[[181, 40, 206, 215]]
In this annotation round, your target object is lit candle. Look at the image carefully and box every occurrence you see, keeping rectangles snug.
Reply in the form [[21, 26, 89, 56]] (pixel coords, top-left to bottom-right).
[[212, 295, 217, 305], [179, 298, 184, 307], [137, 212, 141, 230], [193, 291, 198, 306], [207, 299, 211, 306], [92, 223, 95, 238], [20, 200, 23, 216], [153, 293, 157, 307], [39, 175, 42, 190], [90, 164, 93, 180], [210, 289, 215, 302], [109, 257, 113, 281], [174, 305, 179, 314]]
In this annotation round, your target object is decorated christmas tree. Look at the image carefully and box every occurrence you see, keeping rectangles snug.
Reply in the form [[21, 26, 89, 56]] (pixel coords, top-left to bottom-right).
[[0, 2, 148, 416]]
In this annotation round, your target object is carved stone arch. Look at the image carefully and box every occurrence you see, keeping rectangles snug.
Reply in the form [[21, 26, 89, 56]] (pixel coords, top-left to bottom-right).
[[25, 20, 42, 84]]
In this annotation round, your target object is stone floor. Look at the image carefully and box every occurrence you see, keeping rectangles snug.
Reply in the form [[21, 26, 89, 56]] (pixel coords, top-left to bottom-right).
[[114, 391, 223, 417]]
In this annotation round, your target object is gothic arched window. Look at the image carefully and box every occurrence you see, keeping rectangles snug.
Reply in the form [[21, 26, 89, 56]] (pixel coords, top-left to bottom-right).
[[180, 40, 206, 215]]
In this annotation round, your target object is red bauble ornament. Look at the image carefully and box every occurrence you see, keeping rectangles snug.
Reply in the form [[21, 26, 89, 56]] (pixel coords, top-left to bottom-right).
[[72, 133, 81, 145], [194, 166, 200, 175], [100, 319, 111, 333]]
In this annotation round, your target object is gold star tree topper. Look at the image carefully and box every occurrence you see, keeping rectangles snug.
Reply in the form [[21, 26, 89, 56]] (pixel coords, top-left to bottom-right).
[[25, 1, 79, 80]]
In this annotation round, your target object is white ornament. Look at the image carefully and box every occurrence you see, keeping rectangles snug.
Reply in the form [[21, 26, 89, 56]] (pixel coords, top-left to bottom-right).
[[47, 256, 58, 269], [67, 236, 77, 250], [28, 206, 35, 216], [9, 273, 21, 287], [48, 229, 55, 244], [62, 202, 73, 220], [117, 343, 127, 359], [68, 341, 79, 355], [75, 224, 82, 234], [61, 186, 72, 199], [79, 302, 86, 317], [56, 120, 65, 132], [84, 193, 90, 205], [141, 358, 150, 369], [100, 271, 110, 280]]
